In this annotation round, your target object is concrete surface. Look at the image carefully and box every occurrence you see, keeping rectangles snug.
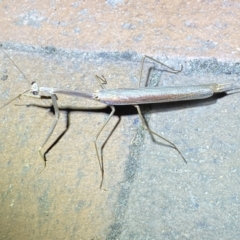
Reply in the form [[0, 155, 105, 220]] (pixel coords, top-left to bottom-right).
[[1, 0, 240, 60], [0, 1, 240, 240], [1, 46, 240, 240]]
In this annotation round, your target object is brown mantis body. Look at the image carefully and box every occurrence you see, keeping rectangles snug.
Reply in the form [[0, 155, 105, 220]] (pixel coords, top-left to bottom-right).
[[1, 51, 240, 188]]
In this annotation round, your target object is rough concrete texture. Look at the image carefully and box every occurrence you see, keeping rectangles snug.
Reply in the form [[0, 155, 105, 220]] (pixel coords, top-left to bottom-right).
[[1, 0, 240, 60], [0, 1, 240, 240]]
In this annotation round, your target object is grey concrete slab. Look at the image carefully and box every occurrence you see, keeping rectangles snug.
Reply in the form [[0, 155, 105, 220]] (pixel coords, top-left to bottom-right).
[[1, 46, 240, 239]]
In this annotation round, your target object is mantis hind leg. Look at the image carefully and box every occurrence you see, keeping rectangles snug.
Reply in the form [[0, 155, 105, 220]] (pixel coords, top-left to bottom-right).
[[134, 104, 187, 163], [136, 56, 186, 162], [139, 55, 183, 88]]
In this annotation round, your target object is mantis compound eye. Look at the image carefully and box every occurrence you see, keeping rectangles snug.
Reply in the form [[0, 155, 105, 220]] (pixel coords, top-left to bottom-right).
[[31, 81, 39, 95]]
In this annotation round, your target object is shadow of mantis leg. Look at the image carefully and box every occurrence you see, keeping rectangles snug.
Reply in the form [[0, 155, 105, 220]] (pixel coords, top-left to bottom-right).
[[93, 105, 115, 189], [134, 104, 187, 163]]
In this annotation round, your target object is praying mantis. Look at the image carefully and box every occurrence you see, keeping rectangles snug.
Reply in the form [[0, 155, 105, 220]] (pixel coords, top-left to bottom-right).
[[1, 49, 240, 189]]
